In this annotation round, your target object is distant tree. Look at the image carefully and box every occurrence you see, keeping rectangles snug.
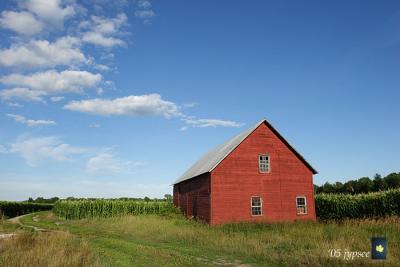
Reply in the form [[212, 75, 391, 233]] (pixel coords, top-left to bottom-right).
[[144, 196, 150, 202], [333, 182, 344, 193], [322, 182, 335, 194], [355, 177, 373, 194], [316, 172, 400, 195], [384, 173, 400, 189], [35, 197, 44, 203], [50, 197, 59, 203], [343, 180, 356, 194], [164, 194, 172, 201], [28, 197, 33, 202], [372, 173, 387, 192]]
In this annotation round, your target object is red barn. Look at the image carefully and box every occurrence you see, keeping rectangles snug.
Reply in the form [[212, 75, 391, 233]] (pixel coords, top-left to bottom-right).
[[173, 119, 317, 225]]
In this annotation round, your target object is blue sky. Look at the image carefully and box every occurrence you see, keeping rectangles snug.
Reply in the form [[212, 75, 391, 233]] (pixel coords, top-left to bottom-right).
[[0, 0, 399, 200]]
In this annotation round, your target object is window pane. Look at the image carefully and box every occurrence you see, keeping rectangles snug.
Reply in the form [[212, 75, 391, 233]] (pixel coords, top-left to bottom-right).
[[252, 197, 260, 206], [296, 197, 307, 214], [251, 197, 262, 215], [297, 206, 306, 214], [259, 154, 270, 172], [252, 207, 261, 215]]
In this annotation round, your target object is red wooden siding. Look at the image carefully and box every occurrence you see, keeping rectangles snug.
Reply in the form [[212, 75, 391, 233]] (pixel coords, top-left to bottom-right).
[[210, 123, 316, 225], [173, 173, 211, 223]]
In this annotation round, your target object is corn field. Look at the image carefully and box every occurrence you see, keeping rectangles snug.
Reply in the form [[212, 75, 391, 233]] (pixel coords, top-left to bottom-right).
[[0, 201, 53, 218], [54, 199, 178, 219], [315, 188, 400, 220]]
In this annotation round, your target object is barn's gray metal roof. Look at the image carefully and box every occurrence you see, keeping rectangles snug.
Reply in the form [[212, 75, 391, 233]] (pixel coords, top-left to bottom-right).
[[174, 119, 317, 185]]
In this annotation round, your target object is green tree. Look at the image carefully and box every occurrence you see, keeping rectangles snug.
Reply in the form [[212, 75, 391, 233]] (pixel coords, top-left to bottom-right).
[[372, 173, 387, 192], [333, 182, 344, 193], [322, 182, 335, 193], [341, 180, 354, 194], [384, 173, 400, 189], [355, 177, 373, 193]]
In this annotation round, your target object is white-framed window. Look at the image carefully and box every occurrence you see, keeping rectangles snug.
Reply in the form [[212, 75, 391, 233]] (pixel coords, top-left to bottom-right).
[[251, 196, 262, 216], [296, 196, 307, 215], [259, 154, 270, 173]]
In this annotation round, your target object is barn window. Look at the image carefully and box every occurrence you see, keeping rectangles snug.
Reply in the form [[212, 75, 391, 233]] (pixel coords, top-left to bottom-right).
[[296, 196, 307, 215], [251, 196, 262, 216], [259, 154, 270, 173]]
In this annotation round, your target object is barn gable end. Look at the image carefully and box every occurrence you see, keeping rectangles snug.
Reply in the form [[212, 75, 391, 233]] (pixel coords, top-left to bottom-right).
[[210, 122, 316, 224]]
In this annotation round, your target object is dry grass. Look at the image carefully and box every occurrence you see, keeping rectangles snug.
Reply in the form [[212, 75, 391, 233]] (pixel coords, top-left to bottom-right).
[[0, 231, 102, 267], [65, 215, 400, 266], [2, 213, 400, 266]]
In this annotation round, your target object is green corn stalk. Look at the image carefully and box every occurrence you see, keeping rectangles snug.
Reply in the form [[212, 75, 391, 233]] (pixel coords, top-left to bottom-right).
[[53, 199, 178, 219], [315, 188, 400, 220]]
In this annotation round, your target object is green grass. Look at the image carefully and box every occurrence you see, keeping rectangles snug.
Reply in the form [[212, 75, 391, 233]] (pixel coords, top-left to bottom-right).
[[2, 212, 400, 266]]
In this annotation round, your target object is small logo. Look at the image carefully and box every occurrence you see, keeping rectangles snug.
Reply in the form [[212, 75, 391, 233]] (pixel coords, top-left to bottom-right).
[[371, 237, 387, 260]]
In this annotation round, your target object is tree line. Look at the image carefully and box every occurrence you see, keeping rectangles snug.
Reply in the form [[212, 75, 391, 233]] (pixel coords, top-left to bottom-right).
[[314, 172, 400, 194], [25, 195, 173, 203]]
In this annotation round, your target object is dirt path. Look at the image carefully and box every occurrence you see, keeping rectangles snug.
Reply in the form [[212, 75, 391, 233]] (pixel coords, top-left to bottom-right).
[[7, 214, 25, 224], [7, 214, 49, 232]]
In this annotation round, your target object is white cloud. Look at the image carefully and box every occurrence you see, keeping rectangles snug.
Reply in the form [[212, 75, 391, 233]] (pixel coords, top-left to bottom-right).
[[22, 0, 75, 28], [0, 88, 45, 102], [7, 114, 24, 123], [0, 70, 102, 95], [64, 94, 181, 118], [50, 96, 64, 102], [25, 119, 56, 127], [10, 136, 85, 167], [63, 93, 242, 130], [90, 13, 127, 35], [89, 123, 101, 128], [182, 118, 243, 129], [81, 13, 127, 47], [86, 152, 142, 174], [0, 37, 86, 69], [82, 32, 124, 47], [134, 10, 155, 19], [5, 102, 23, 107], [94, 64, 110, 71], [135, 0, 155, 23], [0, 11, 43, 35], [137, 0, 151, 8], [7, 114, 56, 127]]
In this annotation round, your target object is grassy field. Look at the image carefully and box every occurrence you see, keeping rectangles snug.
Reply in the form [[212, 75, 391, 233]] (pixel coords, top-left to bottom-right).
[[1, 212, 400, 266]]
